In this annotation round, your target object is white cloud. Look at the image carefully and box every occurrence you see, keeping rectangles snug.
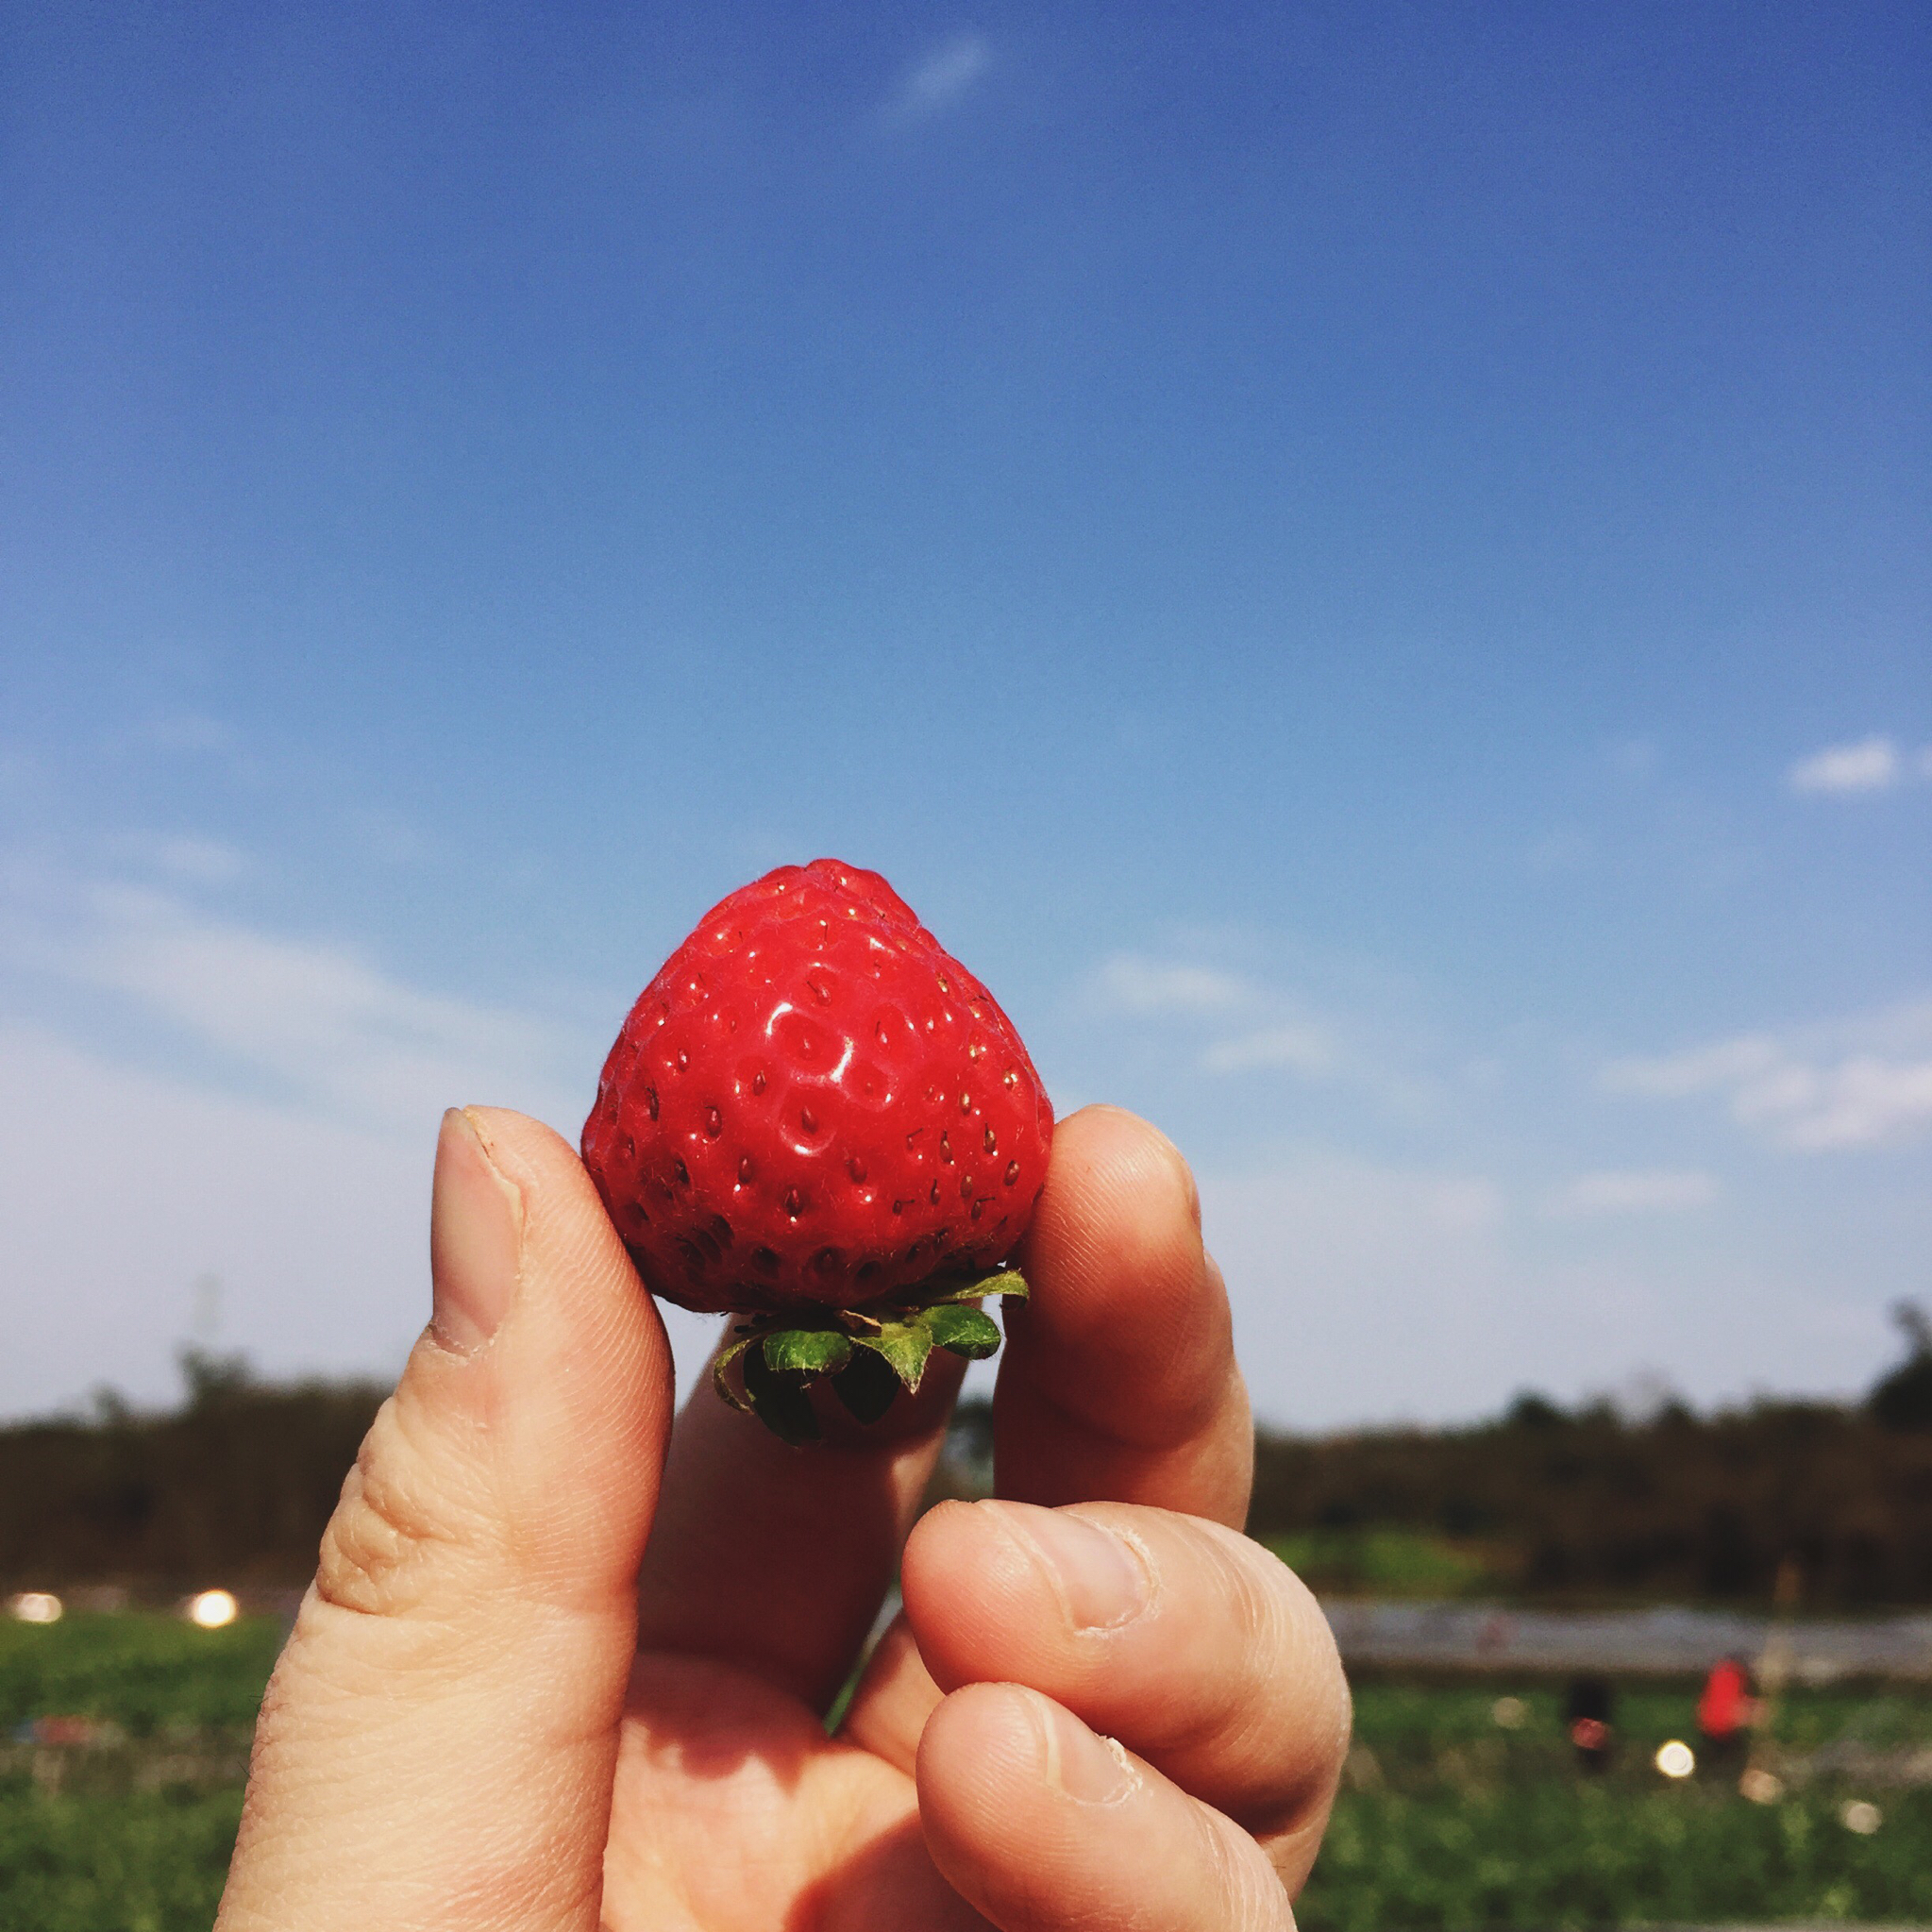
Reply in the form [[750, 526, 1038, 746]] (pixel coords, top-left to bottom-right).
[[1203, 1023, 1336, 1078], [1545, 1169, 1719, 1218], [1085, 948, 1471, 1115], [0, 1024, 425, 1413], [0, 1024, 722, 1420], [1197, 1144, 1932, 1427], [2, 858, 585, 1135], [883, 32, 992, 125], [1095, 953, 1347, 1081], [1603, 1036, 1781, 1099], [1603, 1000, 1932, 1151], [0, 854, 731, 1418], [1098, 954, 1254, 1015], [61, 885, 581, 1131], [1772, 1058, 1932, 1151], [1788, 736, 1899, 795]]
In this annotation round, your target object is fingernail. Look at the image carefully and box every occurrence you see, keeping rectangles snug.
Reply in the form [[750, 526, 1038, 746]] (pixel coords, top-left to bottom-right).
[[429, 1108, 524, 1354], [981, 1502, 1152, 1630], [1035, 1695, 1139, 1806]]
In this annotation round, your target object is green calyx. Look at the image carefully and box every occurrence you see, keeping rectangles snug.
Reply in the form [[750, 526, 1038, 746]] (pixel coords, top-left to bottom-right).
[[712, 1269, 1029, 1445]]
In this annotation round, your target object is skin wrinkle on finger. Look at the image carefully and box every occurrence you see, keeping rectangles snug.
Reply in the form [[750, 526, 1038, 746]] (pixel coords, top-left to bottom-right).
[[903, 1502, 1350, 1859], [315, 1390, 491, 1619], [974, 1503, 1158, 1634], [991, 1106, 1253, 1531], [252, 1605, 648, 1797], [234, 1095, 1338, 1930], [219, 1110, 674, 1932], [918, 1683, 1293, 1932], [1009, 1116, 1233, 1444], [1152, 1531, 1302, 1759], [1215, 1570, 1353, 1857], [1200, 1801, 1297, 1932], [236, 1642, 631, 1931], [314, 1237, 666, 1624], [994, 1372, 1253, 1526], [265, 1579, 645, 1755], [1000, 1366, 1250, 1485], [848, 1106, 1258, 1768], [285, 1694, 597, 1836]]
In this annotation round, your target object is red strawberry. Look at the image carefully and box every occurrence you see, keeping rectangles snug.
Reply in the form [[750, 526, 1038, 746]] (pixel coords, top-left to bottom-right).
[[581, 859, 1054, 1438]]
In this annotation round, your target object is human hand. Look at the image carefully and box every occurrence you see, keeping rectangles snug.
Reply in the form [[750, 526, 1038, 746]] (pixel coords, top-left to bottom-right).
[[217, 1102, 1349, 1930]]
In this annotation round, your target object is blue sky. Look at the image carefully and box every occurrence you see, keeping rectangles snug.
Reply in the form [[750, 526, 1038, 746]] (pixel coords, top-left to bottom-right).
[[3, 0, 1927, 1425]]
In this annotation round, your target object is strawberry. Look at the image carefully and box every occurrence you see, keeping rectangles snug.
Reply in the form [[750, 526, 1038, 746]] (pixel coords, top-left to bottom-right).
[[581, 859, 1054, 1439]]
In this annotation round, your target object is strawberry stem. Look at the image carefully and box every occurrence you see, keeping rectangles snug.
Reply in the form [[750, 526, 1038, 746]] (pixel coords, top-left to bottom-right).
[[710, 1268, 1029, 1442]]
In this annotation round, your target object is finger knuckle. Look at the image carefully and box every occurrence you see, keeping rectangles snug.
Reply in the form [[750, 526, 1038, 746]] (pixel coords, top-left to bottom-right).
[[1168, 1525, 1351, 1821], [1226, 1537, 1294, 1652], [1196, 1521, 1299, 1686], [314, 1397, 467, 1617]]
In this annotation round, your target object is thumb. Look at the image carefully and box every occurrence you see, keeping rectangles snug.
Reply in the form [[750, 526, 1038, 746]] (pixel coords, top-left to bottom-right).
[[218, 1107, 675, 1932]]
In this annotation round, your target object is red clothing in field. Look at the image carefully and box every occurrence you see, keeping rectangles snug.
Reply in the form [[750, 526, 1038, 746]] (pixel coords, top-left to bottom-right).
[[1698, 1658, 1750, 1739]]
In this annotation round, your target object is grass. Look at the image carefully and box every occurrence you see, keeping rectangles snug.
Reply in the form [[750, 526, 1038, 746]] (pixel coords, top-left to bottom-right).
[[0, 1613, 280, 1930], [1302, 1681, 1932, 1927], [1309, 1781, 1932, 1928], [1263, 1528, 1499, 1598], [0, 1613, 286, 1740], [0, 1789, 243, 1932], [4, 1614, 1931, 1927]]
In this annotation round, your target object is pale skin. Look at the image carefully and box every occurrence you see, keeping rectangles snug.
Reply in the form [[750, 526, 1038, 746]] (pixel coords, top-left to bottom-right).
[[217, 1102, 1351, 1931]]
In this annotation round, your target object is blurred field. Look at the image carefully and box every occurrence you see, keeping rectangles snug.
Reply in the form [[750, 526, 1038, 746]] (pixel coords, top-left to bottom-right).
[[1266, 1527, 1498, 1598], [1302, 1680, 1932, 1928], [6, 1612, 1932, 1929], [0, 1613, 279, 1931]]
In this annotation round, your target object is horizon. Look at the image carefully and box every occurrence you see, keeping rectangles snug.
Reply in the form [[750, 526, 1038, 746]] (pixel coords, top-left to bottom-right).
[[16, 1308, 1932, 1437], [3, 1, 1927, 1428]]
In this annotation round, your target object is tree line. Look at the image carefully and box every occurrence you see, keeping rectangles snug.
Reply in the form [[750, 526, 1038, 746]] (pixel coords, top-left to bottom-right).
[[6, 1310, 1931, 1604], [1, 1352, 386, 1594], [1249, 1307, 1932, 1605]]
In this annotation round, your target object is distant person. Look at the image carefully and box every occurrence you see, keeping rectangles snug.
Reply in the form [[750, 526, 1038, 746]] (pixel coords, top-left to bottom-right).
[[212, 1105, 1352, 1929], [1564, 1674, 1615, 1773], [1696, 1655, 1757, 1768]]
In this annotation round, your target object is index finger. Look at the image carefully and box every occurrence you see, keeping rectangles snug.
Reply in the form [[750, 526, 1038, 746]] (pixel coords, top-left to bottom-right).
[[993, 1105, 1252, 1527]]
